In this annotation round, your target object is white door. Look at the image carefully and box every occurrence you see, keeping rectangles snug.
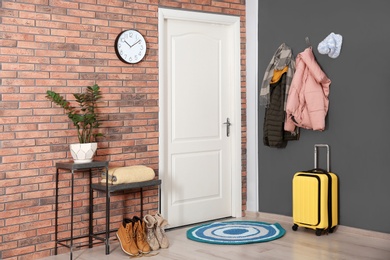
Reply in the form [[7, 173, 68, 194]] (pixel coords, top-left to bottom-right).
[[159, 9, 242, 228]]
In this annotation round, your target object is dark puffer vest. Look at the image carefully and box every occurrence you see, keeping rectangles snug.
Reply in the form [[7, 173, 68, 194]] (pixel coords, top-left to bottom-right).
[[263, 73, 298, 148]]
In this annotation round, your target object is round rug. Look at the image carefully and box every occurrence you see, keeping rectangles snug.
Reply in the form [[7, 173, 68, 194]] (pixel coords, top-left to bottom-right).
[[186, 221, 285, 245]]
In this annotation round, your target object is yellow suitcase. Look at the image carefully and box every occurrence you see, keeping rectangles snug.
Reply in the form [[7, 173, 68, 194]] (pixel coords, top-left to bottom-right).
[[292, 144, 338, 236]]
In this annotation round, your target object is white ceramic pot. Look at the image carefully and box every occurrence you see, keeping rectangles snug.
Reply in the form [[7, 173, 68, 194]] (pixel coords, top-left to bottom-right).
[[69, 143, 97, 163]]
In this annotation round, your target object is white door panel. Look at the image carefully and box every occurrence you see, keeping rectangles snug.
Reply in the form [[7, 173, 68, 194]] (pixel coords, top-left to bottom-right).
[[172, 151, 221, 202], [170, 22, 223, 142]]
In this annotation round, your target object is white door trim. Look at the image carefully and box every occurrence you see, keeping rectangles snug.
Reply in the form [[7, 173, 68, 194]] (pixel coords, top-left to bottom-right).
[[246, 0, 259, 212], [158, 8, 242, 219]]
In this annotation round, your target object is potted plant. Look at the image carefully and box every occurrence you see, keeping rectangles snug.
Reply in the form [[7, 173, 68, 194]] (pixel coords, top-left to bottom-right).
[[46, 84, 103, 163]]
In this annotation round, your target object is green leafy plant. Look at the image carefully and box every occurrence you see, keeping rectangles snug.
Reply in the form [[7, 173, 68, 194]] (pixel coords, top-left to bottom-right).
[[46, 84, 104, 143]]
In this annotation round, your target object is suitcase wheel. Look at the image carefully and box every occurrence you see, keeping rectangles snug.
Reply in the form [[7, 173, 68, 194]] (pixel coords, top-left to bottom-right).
[[292, 224, 298, 231], [329, 226, 336, 233], [315, 229, 323, 236]]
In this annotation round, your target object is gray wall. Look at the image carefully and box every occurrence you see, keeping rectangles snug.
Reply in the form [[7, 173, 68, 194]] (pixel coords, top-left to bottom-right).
[[258, 0, 390, 233]]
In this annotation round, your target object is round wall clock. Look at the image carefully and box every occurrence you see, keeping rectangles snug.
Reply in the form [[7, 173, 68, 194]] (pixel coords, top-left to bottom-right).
[[115, 30, 147, 64]]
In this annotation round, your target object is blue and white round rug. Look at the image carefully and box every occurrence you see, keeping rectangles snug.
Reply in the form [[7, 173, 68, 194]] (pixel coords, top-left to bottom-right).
[[186, 221, 285, 245]]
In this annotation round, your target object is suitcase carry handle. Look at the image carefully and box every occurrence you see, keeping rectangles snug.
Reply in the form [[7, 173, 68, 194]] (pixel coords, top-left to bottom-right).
[[306, 168, 328, 174], [314, 144, 330, 172], [314, 144, 333, 232]]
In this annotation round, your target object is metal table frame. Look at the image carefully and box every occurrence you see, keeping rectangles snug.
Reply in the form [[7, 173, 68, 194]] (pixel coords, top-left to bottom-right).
[[54, 161, 109, 260], [54, 161, 162, 258], [91, 179, 162, 254]]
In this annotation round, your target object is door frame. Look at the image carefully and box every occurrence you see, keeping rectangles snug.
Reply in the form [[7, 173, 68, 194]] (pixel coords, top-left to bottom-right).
[[158, 8, 242, 220], [246, 0, 259, 212]]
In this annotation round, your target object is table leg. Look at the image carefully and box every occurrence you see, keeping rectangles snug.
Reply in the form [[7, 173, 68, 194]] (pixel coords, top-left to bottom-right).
[[55, 169, 59, 255], [140, 188, 144, 218], [70, 170, 74, 260], [158, 184, 161, 213], [89, 168, 93, 248], [105, 166, 110, 255]]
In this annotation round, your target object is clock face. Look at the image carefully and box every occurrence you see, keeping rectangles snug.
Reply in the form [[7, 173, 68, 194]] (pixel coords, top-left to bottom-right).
[[115, 30, 147, 64]]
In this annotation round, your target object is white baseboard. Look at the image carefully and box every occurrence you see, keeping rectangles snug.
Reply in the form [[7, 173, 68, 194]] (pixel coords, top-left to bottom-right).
[[245, 211, 390, 241]]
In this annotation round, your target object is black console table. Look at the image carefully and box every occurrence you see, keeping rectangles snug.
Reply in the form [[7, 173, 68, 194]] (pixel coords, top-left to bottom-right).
[[54, 161, 161, 259], [55, 161, 109, 260]]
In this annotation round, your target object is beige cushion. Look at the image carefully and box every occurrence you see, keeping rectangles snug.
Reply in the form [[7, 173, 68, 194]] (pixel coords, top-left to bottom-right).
[[101, 165, 155, 184]]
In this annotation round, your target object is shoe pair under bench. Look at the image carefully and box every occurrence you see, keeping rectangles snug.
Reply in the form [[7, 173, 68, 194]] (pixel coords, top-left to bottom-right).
[[116, 214, 169, 256]]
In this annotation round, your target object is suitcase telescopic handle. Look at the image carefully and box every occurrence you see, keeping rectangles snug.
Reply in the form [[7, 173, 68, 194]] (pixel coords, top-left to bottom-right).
[[314, 144, 330, 172]]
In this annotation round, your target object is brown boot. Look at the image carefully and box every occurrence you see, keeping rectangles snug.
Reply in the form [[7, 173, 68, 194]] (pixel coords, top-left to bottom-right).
[[116, 219, 139, 256], [143, 214, 160, 251], [154, 213, 169, 249], [133, 216, 151, 254]]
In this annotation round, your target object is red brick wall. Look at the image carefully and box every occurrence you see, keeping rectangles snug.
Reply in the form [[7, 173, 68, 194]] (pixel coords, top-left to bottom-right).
[[0, 0, 246, 259]]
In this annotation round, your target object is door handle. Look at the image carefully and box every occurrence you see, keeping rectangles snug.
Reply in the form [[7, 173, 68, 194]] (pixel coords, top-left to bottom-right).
[[223, 118, 231, 137]]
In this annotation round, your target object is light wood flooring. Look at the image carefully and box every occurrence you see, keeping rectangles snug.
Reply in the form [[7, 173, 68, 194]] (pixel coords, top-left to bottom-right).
[[41, 212, 390, 260]]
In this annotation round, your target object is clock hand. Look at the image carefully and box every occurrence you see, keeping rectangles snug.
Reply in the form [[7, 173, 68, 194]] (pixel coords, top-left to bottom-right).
[[124, 40, 132, 48], [130, 40, 141, 48]]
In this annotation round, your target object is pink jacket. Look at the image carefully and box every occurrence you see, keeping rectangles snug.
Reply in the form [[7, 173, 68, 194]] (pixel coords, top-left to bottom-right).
[[284, 47, 331, 132]]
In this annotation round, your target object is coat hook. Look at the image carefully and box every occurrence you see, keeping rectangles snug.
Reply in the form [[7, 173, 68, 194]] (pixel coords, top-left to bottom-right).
[[305, 37, 311, 47]]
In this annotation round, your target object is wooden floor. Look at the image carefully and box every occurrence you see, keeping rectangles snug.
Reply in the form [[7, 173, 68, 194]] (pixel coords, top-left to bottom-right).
[[41, 212, 390, 260]]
